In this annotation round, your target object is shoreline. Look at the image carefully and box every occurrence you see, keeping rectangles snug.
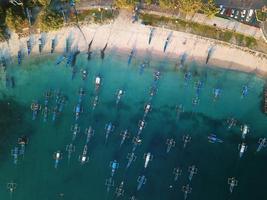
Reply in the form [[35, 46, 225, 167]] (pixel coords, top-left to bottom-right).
[[108, 46, 265, 76], [1, 11, 267, 78]]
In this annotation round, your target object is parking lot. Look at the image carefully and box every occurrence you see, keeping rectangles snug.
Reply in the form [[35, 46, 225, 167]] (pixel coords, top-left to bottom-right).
[[218, 6, 260, 27]]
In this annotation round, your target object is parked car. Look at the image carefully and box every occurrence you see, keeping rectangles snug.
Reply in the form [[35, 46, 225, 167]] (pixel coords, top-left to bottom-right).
[[241, 10, 247, 19], [246, 9, 254, 22], [226, 8, 231, 17], [220, 8, 226, 15], [234, 10, 240, 19], [230, 9, 235, 18]]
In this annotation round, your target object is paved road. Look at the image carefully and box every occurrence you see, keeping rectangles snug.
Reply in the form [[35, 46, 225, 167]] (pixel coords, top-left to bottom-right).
[[189, 13, 264, 39], [215, 0, 267, 9]]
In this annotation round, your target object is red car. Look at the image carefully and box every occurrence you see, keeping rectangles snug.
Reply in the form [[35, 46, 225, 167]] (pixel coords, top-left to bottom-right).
[[226, 8, 231, 17]]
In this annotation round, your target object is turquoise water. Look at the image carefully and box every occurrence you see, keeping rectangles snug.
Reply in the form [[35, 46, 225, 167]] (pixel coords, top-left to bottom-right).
[[0, 50, 267, 200]]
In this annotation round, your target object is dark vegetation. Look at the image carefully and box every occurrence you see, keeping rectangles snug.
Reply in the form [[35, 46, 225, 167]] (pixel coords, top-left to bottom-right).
[[0, 96, 31, 160], [0, 0, 117, 41]]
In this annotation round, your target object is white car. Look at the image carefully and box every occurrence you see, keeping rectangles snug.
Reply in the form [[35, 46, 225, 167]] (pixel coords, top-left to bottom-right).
[[241, 10, 246, 19], [220, 8, 226, 15], [230, 9, 235, 18], [246, 9, 254, 22]]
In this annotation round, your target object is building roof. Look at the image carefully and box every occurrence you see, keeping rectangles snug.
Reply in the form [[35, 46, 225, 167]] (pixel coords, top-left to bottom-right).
[[215, 0, 267, 9]]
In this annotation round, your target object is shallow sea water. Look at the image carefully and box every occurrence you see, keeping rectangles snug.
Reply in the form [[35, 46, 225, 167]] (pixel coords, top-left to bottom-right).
[[0, 50, 266, 200]]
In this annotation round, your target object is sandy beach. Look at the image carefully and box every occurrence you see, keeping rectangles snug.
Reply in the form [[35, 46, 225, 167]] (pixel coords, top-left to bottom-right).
[[1, 11, 267, 76]]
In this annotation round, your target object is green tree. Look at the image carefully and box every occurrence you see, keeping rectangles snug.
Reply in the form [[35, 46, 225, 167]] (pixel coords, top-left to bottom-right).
[[5, 7, 28, 32], [24, 0, 51, 7], [144, 0, 153, 5], [0, 7, 6, 40], [37, 0, 51, 6], [158, 0, 175, 8], [37, 9, 64, 32], [176, 0, 203, 14], [201, 0, 218, 17], [115, 0, 138, 9]]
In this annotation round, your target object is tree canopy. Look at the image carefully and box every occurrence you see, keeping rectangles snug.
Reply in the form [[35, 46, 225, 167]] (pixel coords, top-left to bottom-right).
[[24, 0, 51, 7], [201, 0, 219, 17], [36, 9, 64, 32], [176, 0, 203, 14], [5, 7, 28, 32]]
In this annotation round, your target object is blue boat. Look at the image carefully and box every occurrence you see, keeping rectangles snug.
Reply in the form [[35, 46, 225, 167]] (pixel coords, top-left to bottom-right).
[[163, 33, 172, 52], [87, 39, 93, 60], [71, 124, 80, 141], [39, 37, 44, 53], [128, 49, 134, 65], [53, 151, 62, 169], [71, 66, 77, 80], [78, 145, 89, 164], [105, 178, 114, 193], [139, 63, 145, 75], [51, 39, 56, 53], [184, 72, 192, 86], [148, 28, 155, 44], [66, 38, 70, 53], [105, 122, 114, 144], [213, 88, 221, 100], [110, 160, 119, 177], [179, 53, 187, 68], [55, 55, 65, 65], [18, 136, 28, 156], [66, 52, 74, 66], [31, 101, 41, 120], [126, 152, 136, 169], [66, 143, 75, 164], [18, 50, 22, 65], [5, 74, 10, 88], [81, 68, 88, 80], [43, 106, 49, 122], [85, 126, 94, 144], [58, 96, 66, 113], [52, 106, 58, 122], [241, 85, 248, 98], [74, 103, 81, 121], [44, 89, 52, 107], [1, 56, 7, 71], [195, 81, 203, 97], [26, 40, 31, 55], [54, 90, 61, 104], [256, 138, 267, 152], [78, 87, 85, 103], [208, 134, 223, 143], [137, 175, 146, 191], [11, 147, 19, 165]]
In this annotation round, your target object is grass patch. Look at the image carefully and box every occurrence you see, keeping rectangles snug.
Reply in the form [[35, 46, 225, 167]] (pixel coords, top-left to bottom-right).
[[140, 13, 259, 49], [244, 36, 257, 48], [70, 9, 118, 24]]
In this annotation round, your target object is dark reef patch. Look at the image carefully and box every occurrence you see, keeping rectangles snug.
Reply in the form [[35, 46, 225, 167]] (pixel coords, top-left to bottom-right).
[[0, 96, 32, 160]]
